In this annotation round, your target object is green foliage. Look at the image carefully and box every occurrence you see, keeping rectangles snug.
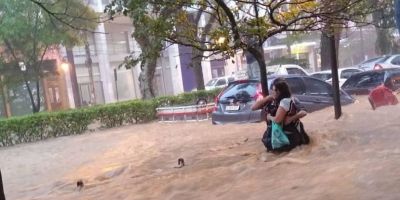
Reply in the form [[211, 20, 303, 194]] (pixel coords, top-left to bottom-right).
[[0, 0, 98, 112], [0, 89, 221, 147], [0, 109, 95, 146]]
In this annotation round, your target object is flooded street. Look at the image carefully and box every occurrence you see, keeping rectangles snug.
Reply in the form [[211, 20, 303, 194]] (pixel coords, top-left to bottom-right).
[[1, 96, 400, 200]]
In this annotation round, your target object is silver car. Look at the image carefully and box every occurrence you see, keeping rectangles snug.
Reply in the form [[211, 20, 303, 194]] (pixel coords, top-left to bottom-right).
[[358, 56, 391, 71], [212, 76, 354, 124]]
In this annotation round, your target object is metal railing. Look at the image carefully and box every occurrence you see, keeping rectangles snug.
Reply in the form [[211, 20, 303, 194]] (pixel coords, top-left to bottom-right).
[[156, 103, 215, 122]]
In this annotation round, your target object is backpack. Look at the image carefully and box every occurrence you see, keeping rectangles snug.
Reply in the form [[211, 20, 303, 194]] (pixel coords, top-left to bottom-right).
[[261, 98, 310, 152]]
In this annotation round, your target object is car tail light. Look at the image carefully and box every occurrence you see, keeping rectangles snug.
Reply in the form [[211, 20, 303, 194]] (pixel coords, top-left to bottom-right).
[[214, 89, 224, 111], [214, 96, 219, 111], [374, 64, 383, 70], [254, 83, 263, 100]]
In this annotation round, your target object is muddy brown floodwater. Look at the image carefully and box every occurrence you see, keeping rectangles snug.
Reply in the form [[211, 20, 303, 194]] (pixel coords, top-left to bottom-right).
[[1, 96, 400, 200]]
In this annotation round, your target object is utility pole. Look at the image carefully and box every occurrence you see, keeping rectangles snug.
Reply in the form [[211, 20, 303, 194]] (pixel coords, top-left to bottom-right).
[[329, 34, 342, 119], [114, 68, 119, 101], [85, 34, 97, 105]]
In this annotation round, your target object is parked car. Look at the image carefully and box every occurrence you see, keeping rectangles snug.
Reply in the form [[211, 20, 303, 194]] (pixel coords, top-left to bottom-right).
[[266, 64, 309, 76], [310, 67, 363, 87], [372, 54, 400, 70], [212, 75, 354, 124], [342, 68, 400, 95], [205, 76, 235, 91], [358, 56, 390, 71]]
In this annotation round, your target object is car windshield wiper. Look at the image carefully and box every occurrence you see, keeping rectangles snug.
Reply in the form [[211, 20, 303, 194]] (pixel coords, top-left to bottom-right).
[[224, 95, 236, 99]]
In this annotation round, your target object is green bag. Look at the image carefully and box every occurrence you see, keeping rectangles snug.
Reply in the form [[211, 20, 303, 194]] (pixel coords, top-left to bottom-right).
[[271, 122, 290, 149]]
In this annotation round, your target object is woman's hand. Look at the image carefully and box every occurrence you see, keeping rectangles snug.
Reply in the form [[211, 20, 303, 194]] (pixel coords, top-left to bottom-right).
[[296, 110, 307, 118], [251, 95, 274, 111], [266, 114, 273, 121], [284, 110, 307, 125]]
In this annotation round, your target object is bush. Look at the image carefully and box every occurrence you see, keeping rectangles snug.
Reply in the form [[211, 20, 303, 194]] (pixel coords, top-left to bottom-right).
[[0, 109, 94, 146], [0, 89, 222, 147]]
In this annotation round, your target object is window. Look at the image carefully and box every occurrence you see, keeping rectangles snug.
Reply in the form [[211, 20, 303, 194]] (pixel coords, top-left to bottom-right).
[[361, 57, 381, 64], [304, 78, 332, 96], [391, 56, 400, 65], [206, 79, 218, 87], [216, 79, 227, 86], [228, 77, 235, 83], [285, 77, 306, 95], [311, 73, 332, 81], [355, 73, 385, 88], [72, 33, 96, 57], [340, 69, 361, 79], [286, 68, 307, 76], [107, 32, 130, 54], [220, 82, 258, 101]]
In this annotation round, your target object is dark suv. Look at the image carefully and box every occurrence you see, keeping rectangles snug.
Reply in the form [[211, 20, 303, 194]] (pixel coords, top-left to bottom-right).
[[342, 68, 400, 95], [212, 75, 354, 124]]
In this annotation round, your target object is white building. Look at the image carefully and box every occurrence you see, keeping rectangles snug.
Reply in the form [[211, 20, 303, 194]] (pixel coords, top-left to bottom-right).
[[62, 0, 193, 107]]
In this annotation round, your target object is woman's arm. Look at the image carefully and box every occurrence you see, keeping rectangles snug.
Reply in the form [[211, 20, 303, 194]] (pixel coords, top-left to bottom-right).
[[267, 106, 286, 124], [284, 110, 307, 125], [251, 95, 274, 111]]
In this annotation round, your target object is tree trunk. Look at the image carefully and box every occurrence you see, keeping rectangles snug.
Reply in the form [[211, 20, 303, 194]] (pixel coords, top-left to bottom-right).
[[320, 28, 341, 70], [375, 28, 393, 55], [248, 46, 269, 96], [287, 44, 292, 57], [35, 79, 40, 112], [66, 48, 81, 108], [138, 59, 156, 99], [24, 79, 39, 113], [0, 169, 5, 200], [192, 48, 205, 90], [135, 35, 159, 99]]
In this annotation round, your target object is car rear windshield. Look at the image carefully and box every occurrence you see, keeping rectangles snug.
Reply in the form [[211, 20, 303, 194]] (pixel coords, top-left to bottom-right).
[[206, 79, 218, 86], [311, 73, 332, 81], [220, 82, 258, 101], [342, 71, 385, 88]]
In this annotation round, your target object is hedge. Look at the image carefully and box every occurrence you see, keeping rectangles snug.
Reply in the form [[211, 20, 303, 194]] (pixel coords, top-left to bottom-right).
[[0, 89, 222, 147]]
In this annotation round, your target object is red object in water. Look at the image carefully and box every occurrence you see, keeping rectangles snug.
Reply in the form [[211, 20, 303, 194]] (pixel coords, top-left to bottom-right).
[[368, 84, 399, 109]]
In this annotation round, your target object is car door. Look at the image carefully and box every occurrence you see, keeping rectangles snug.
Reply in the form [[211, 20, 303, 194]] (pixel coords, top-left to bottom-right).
[[354, 72, 385, 95], [284, 77, 310, 110], [302, 77, 334, 112], [340, 69, 362, 86]]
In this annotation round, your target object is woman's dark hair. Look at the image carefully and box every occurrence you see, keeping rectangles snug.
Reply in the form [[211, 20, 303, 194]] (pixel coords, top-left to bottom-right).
[[272, 79, 292, 104]]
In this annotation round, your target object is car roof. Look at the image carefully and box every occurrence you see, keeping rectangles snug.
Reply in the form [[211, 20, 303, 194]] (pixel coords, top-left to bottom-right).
[[311, 71, 331, 75], [311, 67, 362, 74], [356, 67, 400, 75], [267, 64, 303, 68], [230, 75, 308, 84]]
